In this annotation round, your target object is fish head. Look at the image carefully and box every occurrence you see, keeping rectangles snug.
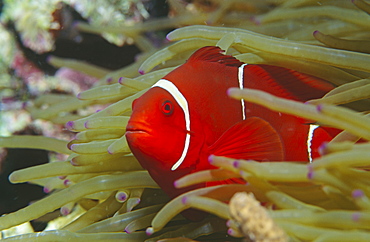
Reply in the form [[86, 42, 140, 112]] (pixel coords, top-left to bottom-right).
[[126, 83, 204, 196], [126, 87, 190, 168]]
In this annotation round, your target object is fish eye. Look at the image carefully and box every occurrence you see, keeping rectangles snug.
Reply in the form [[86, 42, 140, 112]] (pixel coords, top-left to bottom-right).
[[161, 100, 173, 116]]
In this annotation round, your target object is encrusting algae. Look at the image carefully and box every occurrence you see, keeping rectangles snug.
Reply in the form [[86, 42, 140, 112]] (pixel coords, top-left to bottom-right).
[[1, 0, 370, 241]]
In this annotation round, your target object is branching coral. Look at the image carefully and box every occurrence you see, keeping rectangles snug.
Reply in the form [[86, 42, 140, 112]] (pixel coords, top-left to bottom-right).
[[1, 0, 370, 241], [229, 192, 288, 241]]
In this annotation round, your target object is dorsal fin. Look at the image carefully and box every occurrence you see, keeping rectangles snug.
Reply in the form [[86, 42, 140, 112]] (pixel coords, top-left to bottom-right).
[[187, 46, 243, 67], [246, 65, 334, 102]]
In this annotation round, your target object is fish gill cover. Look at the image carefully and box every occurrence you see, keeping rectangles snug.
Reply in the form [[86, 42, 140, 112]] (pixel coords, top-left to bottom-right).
[[0, 0, 370, 241]]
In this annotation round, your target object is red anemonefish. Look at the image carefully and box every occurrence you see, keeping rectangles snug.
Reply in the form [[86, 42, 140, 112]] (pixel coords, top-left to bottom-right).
[[125, 46, 336, 200]]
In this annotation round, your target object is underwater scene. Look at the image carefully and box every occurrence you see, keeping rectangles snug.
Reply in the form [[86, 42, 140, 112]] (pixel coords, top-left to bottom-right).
[[0, 0, 370, 241]]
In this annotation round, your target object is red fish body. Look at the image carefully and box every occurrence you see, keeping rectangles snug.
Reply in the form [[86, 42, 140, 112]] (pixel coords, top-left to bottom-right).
[[126, 46, 335, 199]]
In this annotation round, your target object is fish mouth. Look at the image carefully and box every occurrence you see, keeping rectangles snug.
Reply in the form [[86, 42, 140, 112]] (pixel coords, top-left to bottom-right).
[[125, 122, 150, 135], [126, 129, 149, 135]]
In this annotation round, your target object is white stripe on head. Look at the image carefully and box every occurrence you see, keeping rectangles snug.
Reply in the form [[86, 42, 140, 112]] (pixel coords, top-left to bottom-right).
[[152, 79, 191, 171], [238, 64, 248, 120], [307, 124, 319, 163]]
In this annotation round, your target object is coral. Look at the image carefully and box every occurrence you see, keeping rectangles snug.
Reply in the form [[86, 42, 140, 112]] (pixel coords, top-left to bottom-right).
[[229, 192, 287, 242]]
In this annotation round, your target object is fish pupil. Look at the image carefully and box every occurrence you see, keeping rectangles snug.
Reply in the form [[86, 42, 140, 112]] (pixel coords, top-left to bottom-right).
[[162, 100, 173, 115]]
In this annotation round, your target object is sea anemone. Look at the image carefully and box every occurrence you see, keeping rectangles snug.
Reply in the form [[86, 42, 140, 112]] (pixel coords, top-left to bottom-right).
[[1, 0, 370, 241]]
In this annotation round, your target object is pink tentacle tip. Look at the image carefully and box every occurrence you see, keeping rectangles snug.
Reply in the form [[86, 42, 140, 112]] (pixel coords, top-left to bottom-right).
[[146, 227, 154, 236], [138, 69, 145, 75], [65, 121, 74, 130], [63, 179, 71, 187], [318, 142, 328, 156], [107, 147, 114, 155], [250, 16, 261, 25], [227, 87, 239, 97], [43, 187, 51, 193], [58, 176, 67, 180], [206, 20, 214, 26], [208, 154, 215, 164], [124, 227, 132, 234], [173, 180, 179, 188], [307, 165, 314, 180], [60, 207, 70, 216], [233, 160, 240, 168], [181, 196, 188, 205], [46, 55, 53, 63], [76, 92, 81, 99], [165, 33, 172, 41], [135, 198, 141, 205], [316, 104, 323, 112], [352, 189, 364, 198], [226, 219, 232, 227], [352, 212, 361, 222], [226, 87, 233, 96], [313, 30, 320, 36], [118, 77, 124, 84], [71, 21, 79, 29], [106, 77, 113, 84], [70, 158, 78, 166], [117, 193, 127, 202], [70, 144, 76, 151], [84, 121, 89, 129]]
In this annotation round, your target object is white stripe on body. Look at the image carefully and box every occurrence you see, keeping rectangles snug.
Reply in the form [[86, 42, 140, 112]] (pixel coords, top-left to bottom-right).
[[238, 63, 319, 163], [307, 124, 319, 163], [152, 79, 191, 171], [238, 64, 248, 120]]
